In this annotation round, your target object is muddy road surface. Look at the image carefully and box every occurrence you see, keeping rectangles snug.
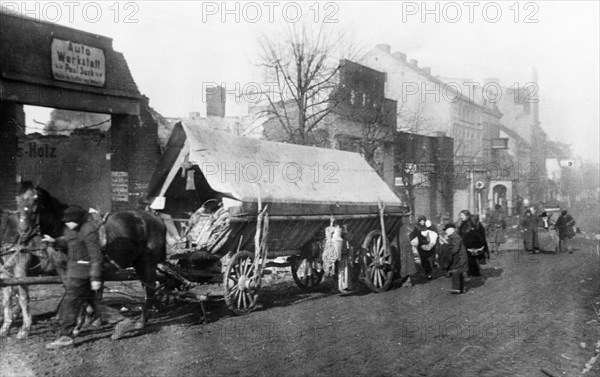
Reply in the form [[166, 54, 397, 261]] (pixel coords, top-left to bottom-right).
[[1, 236, 599, 377]]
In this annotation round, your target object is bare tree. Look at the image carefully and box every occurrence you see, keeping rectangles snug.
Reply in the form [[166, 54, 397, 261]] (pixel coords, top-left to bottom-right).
[[256, 21, 360, 145], [334, 96, 397, 174], [393, 103, 435, 220]]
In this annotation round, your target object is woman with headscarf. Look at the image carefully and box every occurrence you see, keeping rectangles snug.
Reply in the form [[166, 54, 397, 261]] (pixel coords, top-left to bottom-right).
[[457, 210, 488, 277]]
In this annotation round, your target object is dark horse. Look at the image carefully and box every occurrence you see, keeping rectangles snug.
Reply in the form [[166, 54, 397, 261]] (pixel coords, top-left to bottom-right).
[[1, 182, 68, 338], [15, 182, 167, 331]]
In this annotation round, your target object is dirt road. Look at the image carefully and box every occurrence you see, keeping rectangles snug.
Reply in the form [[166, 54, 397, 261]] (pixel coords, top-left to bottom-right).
[[1, 235, 598, 377]]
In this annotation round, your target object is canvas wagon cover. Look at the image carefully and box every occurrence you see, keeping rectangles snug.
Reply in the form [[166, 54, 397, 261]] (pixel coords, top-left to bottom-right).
[[147, 122, 406, 216]]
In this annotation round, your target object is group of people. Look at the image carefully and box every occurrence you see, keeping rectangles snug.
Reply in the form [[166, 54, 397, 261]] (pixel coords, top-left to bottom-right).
[[408, 209, 492, 294], [406, 204, 577, 294], [520, 208, 577, 254]]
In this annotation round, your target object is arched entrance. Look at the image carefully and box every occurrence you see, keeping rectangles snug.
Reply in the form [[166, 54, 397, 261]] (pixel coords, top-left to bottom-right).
[[493, 184, 507, 207], [488, 181, 513, 215]]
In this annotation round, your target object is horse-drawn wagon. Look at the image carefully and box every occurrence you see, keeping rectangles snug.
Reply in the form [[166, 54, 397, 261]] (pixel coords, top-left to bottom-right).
[[0, 123, 410, 337], [146, 123, 409, 315]]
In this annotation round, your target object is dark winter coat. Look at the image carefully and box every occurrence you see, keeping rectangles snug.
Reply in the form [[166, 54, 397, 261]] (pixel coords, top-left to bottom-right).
[[520, 214, 539, 251], [444, 232, 468, 274], [458, 216, 488, 254], [486, 210, 507, 244], [55, 214, 103, 281], [555, 213, 576, 240]]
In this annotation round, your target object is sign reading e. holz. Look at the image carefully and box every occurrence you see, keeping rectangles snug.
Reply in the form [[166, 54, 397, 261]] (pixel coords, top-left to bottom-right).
[[51, 39, 105, 87]]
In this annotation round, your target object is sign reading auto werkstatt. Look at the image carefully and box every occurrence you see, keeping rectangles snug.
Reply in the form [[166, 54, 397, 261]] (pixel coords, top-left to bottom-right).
[[51, 39, 105, 87]]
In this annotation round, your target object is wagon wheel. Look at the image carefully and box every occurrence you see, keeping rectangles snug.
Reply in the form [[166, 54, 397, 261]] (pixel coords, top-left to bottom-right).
[[290, 257, 323, 289], [361, 230, 394, 293], [224, 250, 259, 315]]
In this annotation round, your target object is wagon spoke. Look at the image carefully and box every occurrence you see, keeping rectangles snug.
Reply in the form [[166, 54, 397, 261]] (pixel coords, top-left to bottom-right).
[[362, 231, 393, 293], [224, 251, 260, 315], [229, 286, 238, 300]]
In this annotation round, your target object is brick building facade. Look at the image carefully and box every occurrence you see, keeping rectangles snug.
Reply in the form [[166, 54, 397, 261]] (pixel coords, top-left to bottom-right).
[[0, 10, 160, 210]]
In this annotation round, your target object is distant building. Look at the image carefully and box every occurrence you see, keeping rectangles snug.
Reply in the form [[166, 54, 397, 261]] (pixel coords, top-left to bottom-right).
[[494, 69, 547, 207], [358, 44, 504, 217]]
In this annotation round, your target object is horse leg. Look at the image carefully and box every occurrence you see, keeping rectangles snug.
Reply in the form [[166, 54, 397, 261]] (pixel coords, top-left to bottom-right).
[[0, 286, 14, 337], [15, 284, 31, 339], [134, 258, 157, 330]]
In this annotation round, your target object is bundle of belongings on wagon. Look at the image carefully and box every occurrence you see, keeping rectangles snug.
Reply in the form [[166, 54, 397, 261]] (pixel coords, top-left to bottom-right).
[[169, 199, 232, 259]]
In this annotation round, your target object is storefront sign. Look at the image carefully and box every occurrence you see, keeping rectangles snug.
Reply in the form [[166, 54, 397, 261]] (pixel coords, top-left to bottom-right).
[[51, 39, 105, 87], [491, 138, 509, 149], [111, 171, 129, 202]]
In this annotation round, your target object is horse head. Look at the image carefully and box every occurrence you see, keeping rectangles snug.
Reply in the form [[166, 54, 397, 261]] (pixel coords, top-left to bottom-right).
[[16, 181, 67, 240], [16, 181, 40, 240]]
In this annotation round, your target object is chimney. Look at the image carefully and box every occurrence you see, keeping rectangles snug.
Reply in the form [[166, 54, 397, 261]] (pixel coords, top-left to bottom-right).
[[409, 59, 418, 67], [422, 67, 431, 75], [206, 85, 225, 117], [376, 44, 391, 54], [392, 51, 407, 62]]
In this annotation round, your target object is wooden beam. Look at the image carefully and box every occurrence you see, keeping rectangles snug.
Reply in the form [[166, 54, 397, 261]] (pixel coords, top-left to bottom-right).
[[0, 270, 139, 287]]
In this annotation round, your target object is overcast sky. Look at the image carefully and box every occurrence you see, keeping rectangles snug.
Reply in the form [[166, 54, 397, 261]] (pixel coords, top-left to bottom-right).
[[10, 1, 599, 162]]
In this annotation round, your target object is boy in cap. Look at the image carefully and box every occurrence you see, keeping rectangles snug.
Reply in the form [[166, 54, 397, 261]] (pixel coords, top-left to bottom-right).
[[441, 223, 468, 294], [43, 206, 134, 349]]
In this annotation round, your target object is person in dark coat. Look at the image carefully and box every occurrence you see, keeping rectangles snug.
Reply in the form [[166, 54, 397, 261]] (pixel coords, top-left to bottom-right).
[[440, 223, 468, 293], [457, 210, 488, 277], [520, 209, 539, 253], [396, 223, 418, 287], [43, 206, 134, 349], [555, 210, 576, 253], [486, 204, 507, 254]]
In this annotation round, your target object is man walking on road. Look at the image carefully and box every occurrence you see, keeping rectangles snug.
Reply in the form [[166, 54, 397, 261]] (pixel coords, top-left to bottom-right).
[[555, 210, 576, 253], [43, 206, 135, 349], [440, 223, 468, 294]]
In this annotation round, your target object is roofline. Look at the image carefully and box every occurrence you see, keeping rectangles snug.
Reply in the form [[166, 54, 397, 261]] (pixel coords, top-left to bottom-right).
[[366, 46, 502, 116], [0, 8, 114, 44]]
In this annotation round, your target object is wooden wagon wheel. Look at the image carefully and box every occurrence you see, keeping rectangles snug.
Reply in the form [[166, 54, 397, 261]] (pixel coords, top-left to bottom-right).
[[290, 257, 323, 289], [224, 250, 259, 315], [361, 230, 394, 293]]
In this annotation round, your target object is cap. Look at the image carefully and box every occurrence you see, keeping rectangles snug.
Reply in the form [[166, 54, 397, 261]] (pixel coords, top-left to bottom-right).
[[443, 223, 456, 231], [62, 205, 87, 224]]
